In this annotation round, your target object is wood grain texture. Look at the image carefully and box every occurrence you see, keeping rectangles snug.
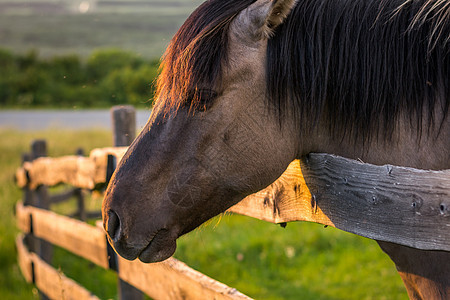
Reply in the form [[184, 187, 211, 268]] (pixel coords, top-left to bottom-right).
[[15, 167, 28, 188], [33, 252, 100, 300], [16, 202, 109, 268], [16, 234, 33, 283], [301, 153, 450, 251], [89, 146, 128, 187], [230, 154, 450, 251], [15, 147, 127, 189], [229, 160, 333, 225], [118, 256, 252, 300], [16, 202, 31, 233], [23, 156, 95, 189], [16, 235, 99, 300]]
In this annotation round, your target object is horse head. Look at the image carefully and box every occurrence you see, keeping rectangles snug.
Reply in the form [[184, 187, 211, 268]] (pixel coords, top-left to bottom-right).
[[102, 0, 300, 263]]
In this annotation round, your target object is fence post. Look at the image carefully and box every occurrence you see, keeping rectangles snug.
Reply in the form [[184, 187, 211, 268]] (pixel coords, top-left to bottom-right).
[[110, 105, 144, 300], [111, 105, 136, 147], [22, 153, 35, 255], [75, 148, 86, 221], [22, 153, 33, 206], [27, 140, 52, 300]]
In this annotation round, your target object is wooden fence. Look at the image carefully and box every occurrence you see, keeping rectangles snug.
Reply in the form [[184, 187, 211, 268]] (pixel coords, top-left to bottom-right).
[[15, 105, 450, 299], [15, 202, 250, 300]]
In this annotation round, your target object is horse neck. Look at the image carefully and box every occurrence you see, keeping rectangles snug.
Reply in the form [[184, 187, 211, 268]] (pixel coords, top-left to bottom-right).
[[302, 110, 450, 171]]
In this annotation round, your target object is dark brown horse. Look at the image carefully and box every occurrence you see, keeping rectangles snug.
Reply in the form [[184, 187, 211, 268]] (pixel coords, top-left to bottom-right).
[[103, 0, 449, 298]]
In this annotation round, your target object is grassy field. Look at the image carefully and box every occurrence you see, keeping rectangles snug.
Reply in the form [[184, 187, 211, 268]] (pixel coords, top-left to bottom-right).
[[0, 0, 203, 59], [0, 128, 409, 299]]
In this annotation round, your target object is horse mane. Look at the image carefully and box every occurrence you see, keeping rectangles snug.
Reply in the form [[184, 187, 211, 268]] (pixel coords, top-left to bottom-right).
[[157, 0, 449, 141], [268, 0, 449, 141], [155, 0, 257, 113]]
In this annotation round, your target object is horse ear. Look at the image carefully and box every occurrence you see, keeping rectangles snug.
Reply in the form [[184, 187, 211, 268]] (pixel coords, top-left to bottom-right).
[[233, 0, 297, 40], [264, 0, 297, 36]]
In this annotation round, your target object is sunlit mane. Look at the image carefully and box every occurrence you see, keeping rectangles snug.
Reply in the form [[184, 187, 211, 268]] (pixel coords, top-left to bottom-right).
[[155, 0, 257, 114]]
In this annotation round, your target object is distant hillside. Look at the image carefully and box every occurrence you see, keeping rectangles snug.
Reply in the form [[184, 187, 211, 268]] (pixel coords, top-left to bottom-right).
[[0, 0, 203, 59]]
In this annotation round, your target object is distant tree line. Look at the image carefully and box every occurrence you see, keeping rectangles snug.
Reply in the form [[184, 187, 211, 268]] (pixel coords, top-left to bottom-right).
[[0, 48, 159, 108]]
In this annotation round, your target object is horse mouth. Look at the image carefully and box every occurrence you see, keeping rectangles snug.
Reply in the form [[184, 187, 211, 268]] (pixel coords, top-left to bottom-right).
[[137, 229, 177, 263]]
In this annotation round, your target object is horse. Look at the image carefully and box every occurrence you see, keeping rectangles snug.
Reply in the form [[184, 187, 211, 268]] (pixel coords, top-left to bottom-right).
[[102, 0, 449, 298]]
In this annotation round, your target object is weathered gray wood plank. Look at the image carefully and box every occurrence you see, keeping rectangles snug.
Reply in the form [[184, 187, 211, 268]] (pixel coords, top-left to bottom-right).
[[302, 153, 450, 251], [230, 154, 450, 251]]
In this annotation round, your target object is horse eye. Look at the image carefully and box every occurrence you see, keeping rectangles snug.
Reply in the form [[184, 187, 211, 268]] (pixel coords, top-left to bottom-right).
[[184, 89, 218, 112]]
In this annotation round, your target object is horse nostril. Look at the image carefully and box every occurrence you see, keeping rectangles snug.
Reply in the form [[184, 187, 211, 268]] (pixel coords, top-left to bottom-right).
[[107, 210, 121, 240]]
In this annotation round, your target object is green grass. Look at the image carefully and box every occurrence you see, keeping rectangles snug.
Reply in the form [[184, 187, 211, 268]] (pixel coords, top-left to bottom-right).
[[175, 216, 408, 300], [0, 128, 408, 299]]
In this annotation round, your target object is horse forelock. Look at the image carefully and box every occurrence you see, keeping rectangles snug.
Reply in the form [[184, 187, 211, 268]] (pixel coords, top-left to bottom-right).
[[155, 0, 257, 115], [267, 0, 449, 142]]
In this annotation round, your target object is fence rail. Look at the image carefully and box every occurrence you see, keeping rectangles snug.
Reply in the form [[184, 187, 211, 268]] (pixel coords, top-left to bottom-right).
[[16, 149, 450, 251], [16, 234, 100, 300], [15, 147, 127, 190], [16, 201, 251, 300], [14, 105, 450, 299]]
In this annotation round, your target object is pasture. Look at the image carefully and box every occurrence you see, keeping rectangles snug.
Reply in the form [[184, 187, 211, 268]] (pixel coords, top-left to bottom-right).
[[1, 128, 408, 299]]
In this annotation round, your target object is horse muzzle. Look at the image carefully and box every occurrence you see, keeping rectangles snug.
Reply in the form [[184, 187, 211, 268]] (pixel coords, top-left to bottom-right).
[[105, 210, 177, 263]]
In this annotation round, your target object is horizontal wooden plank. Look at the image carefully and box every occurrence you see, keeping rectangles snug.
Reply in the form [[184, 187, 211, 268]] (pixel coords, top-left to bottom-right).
[[32, 206, 109, 268], [89, 146, 128, 187], [16, 202, 109, 268], [23, 156, 96, 189], [15, 147, 127, 189], [16, 234, 33, 283], [230, 154, 450, 251], [91, 221, 251, 299], [19, 205, 250, 300], [301, 154, 450, 251], [16, 202, 31, 233], [16, 234, 99, 300], [15, 167, 28, 188], [33, 252, 100, 300], [229, 160, 333, 225], [118, 256, 252, 300]]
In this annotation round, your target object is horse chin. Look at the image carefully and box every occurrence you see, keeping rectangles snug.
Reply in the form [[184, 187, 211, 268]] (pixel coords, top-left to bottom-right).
[[138, 229, 177, 263]]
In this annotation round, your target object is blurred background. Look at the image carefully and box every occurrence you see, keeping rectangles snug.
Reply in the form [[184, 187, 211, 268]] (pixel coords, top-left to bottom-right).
[[0, 0, 203, 122], [0, 1, 407, 299]]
